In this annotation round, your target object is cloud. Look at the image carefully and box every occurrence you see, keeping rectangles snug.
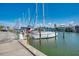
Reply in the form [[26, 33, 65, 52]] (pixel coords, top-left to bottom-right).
[[69, 21, 74, 24]]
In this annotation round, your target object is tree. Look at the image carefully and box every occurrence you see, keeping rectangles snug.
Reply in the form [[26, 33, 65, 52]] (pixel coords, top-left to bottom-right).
[[0, 25, 4, 31]]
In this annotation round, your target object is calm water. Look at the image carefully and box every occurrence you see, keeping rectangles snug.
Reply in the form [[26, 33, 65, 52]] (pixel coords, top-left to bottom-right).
[[29, 32, 79, 56]]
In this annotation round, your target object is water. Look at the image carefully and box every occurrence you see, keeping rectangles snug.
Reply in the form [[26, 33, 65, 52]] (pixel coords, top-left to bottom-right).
[[29, 32, 79, 56]]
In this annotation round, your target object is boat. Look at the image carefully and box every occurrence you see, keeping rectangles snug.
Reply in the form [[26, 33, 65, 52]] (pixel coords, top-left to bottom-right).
[[28, 3, 58, 39], [29, 31, 58, 39]]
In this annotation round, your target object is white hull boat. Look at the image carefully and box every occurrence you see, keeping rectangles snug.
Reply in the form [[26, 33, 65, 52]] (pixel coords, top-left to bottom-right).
[[29, 31, 58, 39], [28, 4, 58, 39]]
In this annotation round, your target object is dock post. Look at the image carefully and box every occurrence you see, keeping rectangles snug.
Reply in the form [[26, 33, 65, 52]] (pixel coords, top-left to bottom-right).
[[38, 27, 41, 46], [62, 25, 65, 39], [26, 29, 29, 44], [54, 24, 57, 40], [27, 33, 29, 44], [63, 31, 65, 39]]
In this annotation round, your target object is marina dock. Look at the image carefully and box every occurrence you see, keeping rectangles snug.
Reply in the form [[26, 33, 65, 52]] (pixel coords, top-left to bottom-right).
[[0, 32, 46, 56]]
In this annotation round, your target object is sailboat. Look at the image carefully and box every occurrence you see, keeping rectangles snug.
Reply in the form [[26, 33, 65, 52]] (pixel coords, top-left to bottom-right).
[[29, 3, 58, 39]]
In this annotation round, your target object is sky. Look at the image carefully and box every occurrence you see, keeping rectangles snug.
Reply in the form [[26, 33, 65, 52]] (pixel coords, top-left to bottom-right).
[[0, 3, 79, 27]]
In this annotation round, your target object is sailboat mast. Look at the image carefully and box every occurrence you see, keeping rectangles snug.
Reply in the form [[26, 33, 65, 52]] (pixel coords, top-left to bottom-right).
[[18, 18, 21, 29], [35, 3, 38, 28], [28, 8, 31, 27], [43, 3, 45, 27], [22, 12, 26, 27]]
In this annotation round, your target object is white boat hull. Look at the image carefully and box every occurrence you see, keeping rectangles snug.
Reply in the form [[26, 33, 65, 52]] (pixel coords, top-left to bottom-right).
[[29, 31, 58, 39]]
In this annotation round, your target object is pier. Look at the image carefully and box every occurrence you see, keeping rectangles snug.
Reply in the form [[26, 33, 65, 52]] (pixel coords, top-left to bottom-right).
[[0, 32, 46, 56]]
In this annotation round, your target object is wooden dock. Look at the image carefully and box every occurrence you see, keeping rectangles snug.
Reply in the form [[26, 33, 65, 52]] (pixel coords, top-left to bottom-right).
[[0, 32, 33, 56], [0, 32, 46, 56], [0, 40, 33, 56]]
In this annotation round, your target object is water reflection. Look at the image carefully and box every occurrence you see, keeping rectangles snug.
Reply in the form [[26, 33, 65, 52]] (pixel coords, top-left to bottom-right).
[[30, 32, 79, 55]]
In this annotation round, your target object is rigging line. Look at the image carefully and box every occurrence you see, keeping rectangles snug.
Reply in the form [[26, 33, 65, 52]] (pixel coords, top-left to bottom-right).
[[33, 3, 38, 28], [27, 8, 31, 27], [43, 3, 45, 27]]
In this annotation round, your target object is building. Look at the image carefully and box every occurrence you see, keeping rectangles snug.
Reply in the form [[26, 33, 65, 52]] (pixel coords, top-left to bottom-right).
[[75, 25, 79, 33]]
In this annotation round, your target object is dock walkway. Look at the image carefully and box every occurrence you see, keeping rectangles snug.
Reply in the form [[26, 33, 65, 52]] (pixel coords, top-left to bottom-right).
[[0, 32, 33, 56]]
